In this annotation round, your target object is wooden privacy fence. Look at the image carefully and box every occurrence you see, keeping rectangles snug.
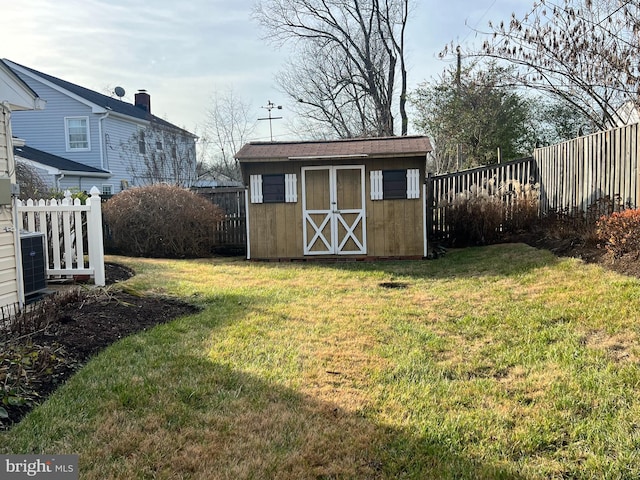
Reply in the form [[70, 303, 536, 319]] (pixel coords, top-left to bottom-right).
[[427, 157, 537, 240], [17, 187, 105, 286], [194, 187, 247, 251], [534, 122, 640, 216], [215, 213, 246, 248], [193, 186, 246, 217]]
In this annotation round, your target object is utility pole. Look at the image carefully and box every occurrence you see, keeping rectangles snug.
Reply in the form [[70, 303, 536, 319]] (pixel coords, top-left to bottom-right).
[[456, 46, 462, 171], [258, 100, 283, 142], [456, 45, 461, 89]]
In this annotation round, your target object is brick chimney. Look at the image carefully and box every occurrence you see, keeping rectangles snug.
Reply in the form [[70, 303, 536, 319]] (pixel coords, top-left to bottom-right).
[[134, 89, 151, 113]]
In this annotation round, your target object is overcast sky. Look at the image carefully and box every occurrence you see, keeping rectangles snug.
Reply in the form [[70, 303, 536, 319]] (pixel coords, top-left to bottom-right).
[[1, 0, 531, 142]]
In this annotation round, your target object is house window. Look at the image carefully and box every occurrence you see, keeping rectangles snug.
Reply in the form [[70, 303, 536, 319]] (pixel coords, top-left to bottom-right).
[[370, 169, 420, 200], [156, 140, 163, 151], [170, 145, 177, 159], [138, 130, 146, 155], [102, 184, 113, 196], [250, 174, 297, 203], [65, 117, 90, 151]]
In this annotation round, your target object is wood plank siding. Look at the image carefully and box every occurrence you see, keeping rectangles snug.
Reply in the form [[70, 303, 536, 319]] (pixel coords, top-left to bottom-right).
[[243, 161, 304, 259], [241, 155, 426, 260], [366, 157, 424, 257]]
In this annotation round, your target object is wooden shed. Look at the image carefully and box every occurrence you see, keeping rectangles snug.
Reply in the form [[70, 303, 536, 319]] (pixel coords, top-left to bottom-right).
[[235, 136, 432, 260]]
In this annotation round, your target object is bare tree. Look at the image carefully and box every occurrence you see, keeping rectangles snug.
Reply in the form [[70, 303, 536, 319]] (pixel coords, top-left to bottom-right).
[[15, 161, 49, 199], [120, 120, 197, 187], [455, 0, 640, 130], [254, 0, 410, 137], [200, 88, 256, 181], [278, 44, 379, 138]]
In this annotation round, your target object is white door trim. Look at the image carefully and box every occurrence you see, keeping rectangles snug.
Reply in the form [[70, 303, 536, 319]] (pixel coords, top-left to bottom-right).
[[302, 165, 367, 255]]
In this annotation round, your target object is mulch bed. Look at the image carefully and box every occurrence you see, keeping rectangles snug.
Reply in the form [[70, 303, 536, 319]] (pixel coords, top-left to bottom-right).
[[0, 263, 199, 430]]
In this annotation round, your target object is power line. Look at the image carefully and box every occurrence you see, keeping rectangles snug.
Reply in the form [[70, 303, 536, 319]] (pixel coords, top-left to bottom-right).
[[460, 0, 498, 45]]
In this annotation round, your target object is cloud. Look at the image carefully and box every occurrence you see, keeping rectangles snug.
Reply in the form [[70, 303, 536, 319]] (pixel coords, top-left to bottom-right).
[[1, 0, 531, 138]]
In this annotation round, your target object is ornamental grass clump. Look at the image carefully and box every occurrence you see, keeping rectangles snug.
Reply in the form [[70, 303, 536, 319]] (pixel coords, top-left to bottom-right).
[[445, 178, 539, 246], [596, 208, 640, 258], [103, 184, 224, 258]]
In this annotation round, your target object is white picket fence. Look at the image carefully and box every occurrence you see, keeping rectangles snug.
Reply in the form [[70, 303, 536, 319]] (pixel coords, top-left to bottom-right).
[[17, 186, 105, 286]]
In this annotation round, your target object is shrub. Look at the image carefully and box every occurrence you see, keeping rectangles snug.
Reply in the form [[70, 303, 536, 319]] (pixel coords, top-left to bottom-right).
[[596, 208, 640, 258], [447, 191, 504, 246], [444, 178, 539, 246], [103, 184, 224, 258]]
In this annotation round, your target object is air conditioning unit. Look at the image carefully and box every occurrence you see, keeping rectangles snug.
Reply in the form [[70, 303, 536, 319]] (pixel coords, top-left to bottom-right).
[[20, 232, 47, 301]]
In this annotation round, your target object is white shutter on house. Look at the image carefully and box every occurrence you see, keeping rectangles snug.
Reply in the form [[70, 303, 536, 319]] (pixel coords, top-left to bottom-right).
[[285, 173, 297, 202], [406, 169, 420, 199], [250, 174, 263, 203], [370, 170, 383, 200]]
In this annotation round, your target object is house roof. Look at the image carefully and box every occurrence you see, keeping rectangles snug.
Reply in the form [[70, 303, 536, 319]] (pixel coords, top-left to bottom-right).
[[0, 60, 45, 111], [14, 145, 111, 177], [4, 59, 194, 137], [235, 136, 432, 163]]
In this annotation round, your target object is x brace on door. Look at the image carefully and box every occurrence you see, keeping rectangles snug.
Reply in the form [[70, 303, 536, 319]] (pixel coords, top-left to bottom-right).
[[302, 165, 367, 255]]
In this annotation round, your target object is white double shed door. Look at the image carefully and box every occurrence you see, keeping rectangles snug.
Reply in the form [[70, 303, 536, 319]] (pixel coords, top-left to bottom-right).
[[301, 165, 366, 255]]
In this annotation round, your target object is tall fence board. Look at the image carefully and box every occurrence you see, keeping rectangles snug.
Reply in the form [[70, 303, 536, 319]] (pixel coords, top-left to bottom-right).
[[534, 123, 640, 216]]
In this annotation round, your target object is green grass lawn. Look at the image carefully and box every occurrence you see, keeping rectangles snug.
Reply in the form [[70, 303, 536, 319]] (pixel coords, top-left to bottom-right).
[[2, 243, 640, 479]]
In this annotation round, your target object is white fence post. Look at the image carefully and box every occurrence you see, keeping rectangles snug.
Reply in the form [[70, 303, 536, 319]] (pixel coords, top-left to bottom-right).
[[87, 186, 105, 286]]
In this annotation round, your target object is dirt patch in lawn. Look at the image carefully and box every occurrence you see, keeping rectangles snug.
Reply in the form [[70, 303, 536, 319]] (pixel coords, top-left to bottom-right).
[[1, 263, 199, 430]]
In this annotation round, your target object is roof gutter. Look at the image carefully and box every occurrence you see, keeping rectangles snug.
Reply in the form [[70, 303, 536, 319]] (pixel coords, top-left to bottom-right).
[[59, 170, 111, 178], [287, 154, 369, 160]]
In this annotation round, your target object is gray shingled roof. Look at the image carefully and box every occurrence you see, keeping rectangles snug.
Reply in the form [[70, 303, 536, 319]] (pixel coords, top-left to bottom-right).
[[0, 59, 41, 105], [235, 136, 432, 162], [14, 145, 110, 175], [5, 60, 194, 137]]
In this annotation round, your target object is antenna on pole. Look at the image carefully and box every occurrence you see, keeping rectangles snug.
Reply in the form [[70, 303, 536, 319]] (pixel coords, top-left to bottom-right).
[[456, 46, 461, 171], [258, 100, 283, 142]]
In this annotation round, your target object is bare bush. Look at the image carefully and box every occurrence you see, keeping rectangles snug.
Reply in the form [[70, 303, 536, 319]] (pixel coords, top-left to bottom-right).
[[445, 179, 539, 246], [15, 161, 49, 199], [103, 185, 224, 258]]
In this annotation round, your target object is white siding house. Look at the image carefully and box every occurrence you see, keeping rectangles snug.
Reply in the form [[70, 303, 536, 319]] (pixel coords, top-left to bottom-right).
[[0, 60, 44, 309], [3, 59, 197, 194]]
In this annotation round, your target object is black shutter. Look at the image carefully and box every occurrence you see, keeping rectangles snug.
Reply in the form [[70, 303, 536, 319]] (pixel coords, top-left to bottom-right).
[[262, 174, 286, 203], [383, 170, 407, 199]]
